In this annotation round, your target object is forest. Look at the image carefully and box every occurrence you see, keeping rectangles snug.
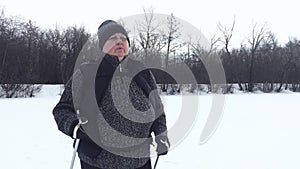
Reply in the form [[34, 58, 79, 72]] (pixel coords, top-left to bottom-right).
[[1, 9, 300, 97]]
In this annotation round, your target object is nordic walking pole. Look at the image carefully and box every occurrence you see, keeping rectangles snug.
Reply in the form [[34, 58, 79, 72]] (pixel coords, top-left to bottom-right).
[[70, 138, 80, 169], [153, 155, 160, 169], [70, 110, 81, 169], [69, 110, 88, 169]]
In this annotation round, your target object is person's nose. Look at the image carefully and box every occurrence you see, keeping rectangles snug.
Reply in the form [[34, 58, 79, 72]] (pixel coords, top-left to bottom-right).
[[115, 38, 123, 45]]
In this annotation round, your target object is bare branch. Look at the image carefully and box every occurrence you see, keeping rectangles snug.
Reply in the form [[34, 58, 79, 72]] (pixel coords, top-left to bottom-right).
[[218, 16, 236, 55]]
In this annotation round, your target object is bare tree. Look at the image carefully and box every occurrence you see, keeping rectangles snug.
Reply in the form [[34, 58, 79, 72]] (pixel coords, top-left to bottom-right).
[[135, 8, 166, 65], [258, 31, 280, 92], [0, 15, 23, 83], [165, 13, 181, 68], [22, 20, 41, 82], [39, 27, 65, 83], [247, 22, 267, 91], [218, 17, 245, 90], [188, 34, 221, 90], [218, 18, 235, 56], [281, 38, 300, 91], [61, 26, 90, 84], [159, 13, 182, 92]]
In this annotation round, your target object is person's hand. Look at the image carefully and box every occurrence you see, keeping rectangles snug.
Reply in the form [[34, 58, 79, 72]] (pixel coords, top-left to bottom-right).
[[71, 118, 88, 140], [76, 128, 89, 140], [155, 136, 170, 155]]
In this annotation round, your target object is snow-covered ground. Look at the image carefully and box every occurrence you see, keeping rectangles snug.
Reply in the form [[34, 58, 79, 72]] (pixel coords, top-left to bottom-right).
[[1, 85, 300, 169]]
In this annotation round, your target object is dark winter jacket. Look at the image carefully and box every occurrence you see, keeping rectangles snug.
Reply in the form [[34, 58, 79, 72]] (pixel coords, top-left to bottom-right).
[[53, 54, 168, 169]]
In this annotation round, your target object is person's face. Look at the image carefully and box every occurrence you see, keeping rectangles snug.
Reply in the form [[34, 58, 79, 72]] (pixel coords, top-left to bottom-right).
[[102, 33, 129, 61]]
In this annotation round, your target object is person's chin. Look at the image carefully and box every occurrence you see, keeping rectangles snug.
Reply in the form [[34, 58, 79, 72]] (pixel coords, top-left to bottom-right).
[[115, 53, 125, 60]]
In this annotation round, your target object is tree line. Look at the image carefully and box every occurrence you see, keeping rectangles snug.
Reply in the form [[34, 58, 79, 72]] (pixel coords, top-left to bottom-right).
[[0, 8, 300, 97]]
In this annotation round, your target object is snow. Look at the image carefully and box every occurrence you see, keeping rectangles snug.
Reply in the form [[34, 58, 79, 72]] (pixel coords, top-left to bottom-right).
[[1, 85, 300, 169]]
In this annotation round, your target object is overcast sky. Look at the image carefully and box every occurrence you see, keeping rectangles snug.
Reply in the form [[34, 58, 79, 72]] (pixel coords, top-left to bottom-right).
[[0, 0, 299, 47]]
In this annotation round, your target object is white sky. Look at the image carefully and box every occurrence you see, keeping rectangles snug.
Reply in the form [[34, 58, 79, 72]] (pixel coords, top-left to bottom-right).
[[0, 0, 299, 47]]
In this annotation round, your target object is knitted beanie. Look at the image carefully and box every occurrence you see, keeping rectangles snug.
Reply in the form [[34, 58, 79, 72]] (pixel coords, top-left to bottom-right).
[[97, 20, 130, 50]]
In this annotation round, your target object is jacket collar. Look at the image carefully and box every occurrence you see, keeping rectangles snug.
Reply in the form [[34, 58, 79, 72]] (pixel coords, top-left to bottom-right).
[[103, 54, 128, 68]]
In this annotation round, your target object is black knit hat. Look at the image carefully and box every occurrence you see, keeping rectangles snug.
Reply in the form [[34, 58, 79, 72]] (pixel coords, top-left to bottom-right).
[[97, 20, 130, 50]]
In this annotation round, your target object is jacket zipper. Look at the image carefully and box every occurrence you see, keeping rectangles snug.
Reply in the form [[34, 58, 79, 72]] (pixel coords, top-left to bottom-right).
[[119, 63, 122, 72], [119, 63, 124, 83]]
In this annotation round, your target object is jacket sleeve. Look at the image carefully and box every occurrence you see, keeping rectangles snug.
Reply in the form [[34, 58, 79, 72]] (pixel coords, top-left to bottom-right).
[[144, 70, 168, 137], [52, 70, 82, 138]]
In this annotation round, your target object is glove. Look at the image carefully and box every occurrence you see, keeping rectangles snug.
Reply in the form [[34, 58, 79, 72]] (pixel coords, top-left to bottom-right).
[[76, 127, 90, 140], [155, 136, 170, 155]]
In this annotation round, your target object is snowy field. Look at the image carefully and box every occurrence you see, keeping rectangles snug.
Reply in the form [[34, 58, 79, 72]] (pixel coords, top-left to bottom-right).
[[1, 85, 300, 169]]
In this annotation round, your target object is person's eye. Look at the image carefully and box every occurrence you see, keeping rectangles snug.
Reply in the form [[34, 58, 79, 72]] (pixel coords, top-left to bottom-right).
[[109, 36, 118, 41], [120, 37, 127, 41]]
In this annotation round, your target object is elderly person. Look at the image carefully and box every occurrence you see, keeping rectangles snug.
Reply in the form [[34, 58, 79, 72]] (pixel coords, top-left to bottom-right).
[[53, 20, 170, 169]]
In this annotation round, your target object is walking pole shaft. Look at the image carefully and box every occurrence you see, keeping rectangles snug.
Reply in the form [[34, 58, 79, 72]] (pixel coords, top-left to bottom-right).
[[70, 139, 80, 169], [153, 155, 160, 169]]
